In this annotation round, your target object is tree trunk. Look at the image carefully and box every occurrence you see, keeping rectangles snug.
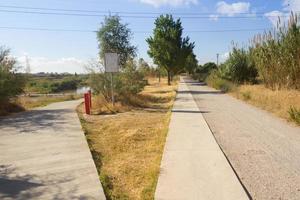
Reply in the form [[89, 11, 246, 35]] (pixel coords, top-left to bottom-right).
[[167, 71, 171, 85], [158, 71, 161, 83]]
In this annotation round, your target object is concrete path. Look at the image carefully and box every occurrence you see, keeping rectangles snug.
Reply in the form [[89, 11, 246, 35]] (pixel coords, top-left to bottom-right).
[[0, 100, 106, 200], [186, 78, 300, 199], [155, 77, 248, 200]]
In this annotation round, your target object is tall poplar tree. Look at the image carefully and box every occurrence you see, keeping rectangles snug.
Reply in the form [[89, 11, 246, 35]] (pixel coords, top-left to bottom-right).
[[147, 14, 195, 85]]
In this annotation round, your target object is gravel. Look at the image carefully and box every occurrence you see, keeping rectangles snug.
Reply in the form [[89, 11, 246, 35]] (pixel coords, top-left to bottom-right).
[[186, 78, 300, 200]]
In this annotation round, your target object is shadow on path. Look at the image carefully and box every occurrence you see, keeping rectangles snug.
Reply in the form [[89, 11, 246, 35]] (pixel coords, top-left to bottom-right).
[[0, 165, 92, 200], [0, 109, 73, 134]]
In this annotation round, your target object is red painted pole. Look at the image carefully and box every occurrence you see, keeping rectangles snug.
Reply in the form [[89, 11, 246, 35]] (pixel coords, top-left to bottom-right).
[[84, 93, 90, 115], [88, 90, 92, 108]]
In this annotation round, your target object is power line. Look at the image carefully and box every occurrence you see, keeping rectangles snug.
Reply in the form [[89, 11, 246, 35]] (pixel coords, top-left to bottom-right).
[[0, 26, 271, 33], [0, 26, 96, 33], [0, 5, 297, 16], [0, 9, 293, 19]]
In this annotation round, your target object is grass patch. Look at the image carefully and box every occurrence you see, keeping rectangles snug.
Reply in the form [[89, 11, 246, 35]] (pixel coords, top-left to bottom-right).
[[18, 94, 81, 110], [0, 94, 81, 116], [232, 84, 300, 125], [77, 77, 177, 200], [241, 91, 251, 101], [288, 107, 300, 125]]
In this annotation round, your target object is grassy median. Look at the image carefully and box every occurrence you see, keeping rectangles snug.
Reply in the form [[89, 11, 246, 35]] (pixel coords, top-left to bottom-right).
[[77, 78, 177, 200]]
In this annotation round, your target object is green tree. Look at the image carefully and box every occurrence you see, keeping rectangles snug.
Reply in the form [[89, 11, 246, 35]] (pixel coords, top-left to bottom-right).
[[0, 47, 26, 102], [147, 15, 195, 85], [185, 53, 198, 74], [97, 15, 137, 67]]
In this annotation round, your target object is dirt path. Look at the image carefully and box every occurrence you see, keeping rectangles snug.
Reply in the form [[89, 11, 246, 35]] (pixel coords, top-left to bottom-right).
[[0, 100, 105, 200], [185, 77, 300, 200]]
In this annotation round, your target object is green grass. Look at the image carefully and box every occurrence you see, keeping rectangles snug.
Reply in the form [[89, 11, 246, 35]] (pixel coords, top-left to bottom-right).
[[288, 106, 300, 125]]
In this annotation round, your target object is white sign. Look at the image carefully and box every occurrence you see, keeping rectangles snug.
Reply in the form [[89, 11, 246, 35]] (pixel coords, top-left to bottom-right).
[[104, 53, 120, 73]]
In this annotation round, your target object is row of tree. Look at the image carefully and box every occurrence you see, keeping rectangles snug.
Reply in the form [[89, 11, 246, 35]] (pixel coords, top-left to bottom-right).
[[1, 14, 199, 107], [96, 14, 198, 84]]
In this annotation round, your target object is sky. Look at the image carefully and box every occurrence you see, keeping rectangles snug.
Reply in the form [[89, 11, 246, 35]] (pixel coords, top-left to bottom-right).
[[0, 0, 299, 73]]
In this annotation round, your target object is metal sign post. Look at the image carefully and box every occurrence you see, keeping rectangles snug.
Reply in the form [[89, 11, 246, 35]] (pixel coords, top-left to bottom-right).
[[110, 72, 114, 105], [104, 53, 119, 106]]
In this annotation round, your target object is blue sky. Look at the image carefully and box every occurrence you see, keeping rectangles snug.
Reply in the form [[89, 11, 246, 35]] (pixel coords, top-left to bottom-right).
[[0, 0, 298, 73]]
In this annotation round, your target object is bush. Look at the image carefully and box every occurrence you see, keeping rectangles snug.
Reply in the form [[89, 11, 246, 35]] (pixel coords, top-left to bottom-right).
[[221, 47, 257, 84], [49, 77, 81, 93], [0, 47, 26, 103], [193, 62, 217, 81], [205, 70, 235, 92], [88, 60, 147, 103]]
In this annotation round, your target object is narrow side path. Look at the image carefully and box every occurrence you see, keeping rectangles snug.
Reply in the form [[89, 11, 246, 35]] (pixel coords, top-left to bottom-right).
[[0, 100, 106, 200], [155, 77, 248, 200]]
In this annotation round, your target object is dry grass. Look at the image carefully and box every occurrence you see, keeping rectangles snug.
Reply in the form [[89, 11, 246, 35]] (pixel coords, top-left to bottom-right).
[[232, 84, 300, 125], [77, 77, 178, 200], [0, 94, 81, 116], [17, 95, 80, 110]]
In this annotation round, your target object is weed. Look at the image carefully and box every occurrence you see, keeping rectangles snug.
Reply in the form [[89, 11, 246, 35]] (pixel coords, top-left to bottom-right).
[[288, 106, 300, 125], [241, 91, 251, 100]]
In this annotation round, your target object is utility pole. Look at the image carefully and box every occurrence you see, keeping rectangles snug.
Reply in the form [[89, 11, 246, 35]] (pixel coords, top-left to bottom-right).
[[216, 53, 219, 67]]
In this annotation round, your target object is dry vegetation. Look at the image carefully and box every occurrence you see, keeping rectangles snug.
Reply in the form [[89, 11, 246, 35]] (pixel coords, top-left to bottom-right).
[[0, 95, 80, 116], [17, 95, 80, 110], [232, 84, 300, 125], [77, 77, 177, 200]]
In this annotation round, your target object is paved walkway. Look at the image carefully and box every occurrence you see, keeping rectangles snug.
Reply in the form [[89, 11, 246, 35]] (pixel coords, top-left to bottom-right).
[[186, 77, 300, 199], [155, 77, 248, 200], [0, 100, 106, 200]]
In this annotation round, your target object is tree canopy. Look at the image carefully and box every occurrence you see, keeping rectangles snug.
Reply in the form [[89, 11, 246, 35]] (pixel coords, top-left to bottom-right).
[[146, 14, 195, 84], [97, 15, 137, 67]]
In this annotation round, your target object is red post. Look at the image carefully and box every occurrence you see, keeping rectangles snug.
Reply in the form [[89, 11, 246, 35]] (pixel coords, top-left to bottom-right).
[[88, 90, 92, 108], [84, 93, 90, 115]]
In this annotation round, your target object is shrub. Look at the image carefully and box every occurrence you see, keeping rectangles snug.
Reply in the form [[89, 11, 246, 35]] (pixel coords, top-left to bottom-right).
[[288, 106, 300, 125], [194, 62, 218, 81], [0, 47, 26, 103], [205, 70, 235, 92], [88, 60, 147, 103], [49, 77, 81, 93], [222, 46, 257, 84]]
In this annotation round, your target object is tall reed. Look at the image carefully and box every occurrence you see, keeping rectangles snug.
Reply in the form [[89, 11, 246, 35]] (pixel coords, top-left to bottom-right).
[[251, 13, 300, 90]]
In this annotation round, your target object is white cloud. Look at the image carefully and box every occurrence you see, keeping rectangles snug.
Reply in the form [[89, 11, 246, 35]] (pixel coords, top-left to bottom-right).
[[283, 0, 300, 12], [17, 55, 87, 73], [209, 14, 219, 21], [216, 1, 250, 16], [139, 0, 198, 7], [264, 10, 289, 26]]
